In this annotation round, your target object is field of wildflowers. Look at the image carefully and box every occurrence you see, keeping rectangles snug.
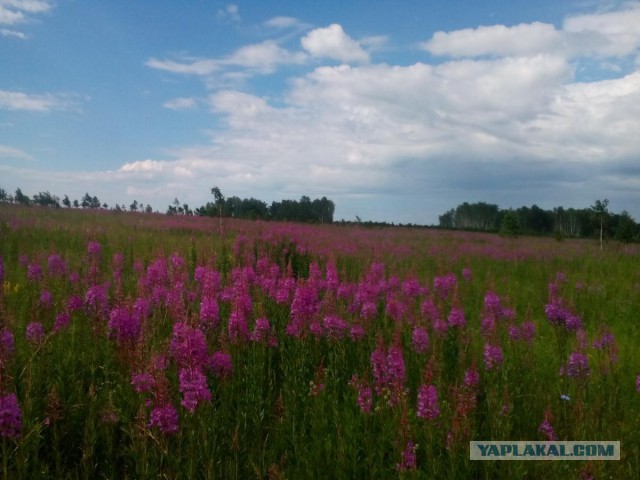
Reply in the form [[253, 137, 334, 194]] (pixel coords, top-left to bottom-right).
[[0, 204, 639, 479]]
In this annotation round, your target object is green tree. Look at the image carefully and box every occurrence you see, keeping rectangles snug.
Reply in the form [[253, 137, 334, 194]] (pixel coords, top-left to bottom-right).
[[615, 210, 636, 244], [15, 188, 30, 205], [591, 199, 609, 251], [500, 209, 520, 238], [211, 186, 225, 231]]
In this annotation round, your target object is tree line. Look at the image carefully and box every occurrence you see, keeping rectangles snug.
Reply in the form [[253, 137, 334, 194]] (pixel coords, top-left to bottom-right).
[[0, 185, 335, 224], [438, 200, 639, 242], [187, 187, 335, 224]]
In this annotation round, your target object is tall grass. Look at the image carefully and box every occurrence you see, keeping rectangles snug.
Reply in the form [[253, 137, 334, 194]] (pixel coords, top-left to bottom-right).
[[0, 204, 638, 479]]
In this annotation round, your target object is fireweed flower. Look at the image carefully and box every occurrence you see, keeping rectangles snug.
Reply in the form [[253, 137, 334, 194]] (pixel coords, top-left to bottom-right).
[[386, 346, 406, 387], [636, 375, 640, 393], [84, 283, 109, 317], [199, 296, 220, 330], [250, 317, 272, 343], [209, 351, 233, 379], [87, 241, 102, 258], [521, 321, 536, 344], [53, 311, 71, 332], [322, 315, 349, 340], [447, 307, 466, 328], [483, 292, 502, 316], [178, 367, 211, 412], [385, 294, 407, 323], [47, 253, 67, 277], [26, 322, 45, 344], [0, 392, 22, 439], [434, 273, 457, 299], [417, 384, 440, 420], [170, 322, 209, 368], [1, 329, 15, 355], [349, 324, 365, 342], [38, 289, 54, 309], [462, 268, 472, 281], [538, 409, 558, 441], [508, 324, 521, 341], [149, 403, 179, 435], [564, 351, 590, 379], [108, 307, 140, 342], [483, 344, 503, 371], [401, 278, 422, 297], [27, 263, 43, 282], [396, 440, 417, 471], [464, 367, 480, 388], [228, 308, 249, 343], [411, 326, 429, 354], [67, 294, 83, 312], [131, 372, 156, 393]]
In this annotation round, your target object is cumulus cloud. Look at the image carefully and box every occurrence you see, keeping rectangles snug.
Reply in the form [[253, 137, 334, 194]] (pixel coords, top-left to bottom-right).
[[163, 97, 197, 110], [0, 89, 79, 112], [301, 24, 370, 63], [423, 22, 563, 58], [133, 49, 640, 220], [424, 3, 640, 59], [563, 3, 640, 57], [224, 40, 307, 72], [1, 27, 25, 38], [7, 2, 640, 222], [0, 0, 52, 32]]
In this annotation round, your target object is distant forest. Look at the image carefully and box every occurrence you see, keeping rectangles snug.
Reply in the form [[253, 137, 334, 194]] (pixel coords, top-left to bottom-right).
[[2, 185, 638, 241], [438, 201, 639, 242], [0, 186, 335, 224]]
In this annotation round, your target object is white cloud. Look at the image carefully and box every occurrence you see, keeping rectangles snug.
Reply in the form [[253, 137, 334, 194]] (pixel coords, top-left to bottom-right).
[[0, 144, 33, 161], [217, 3, 240, 23], [424, 3, 640, 59], [163, 97, 197, 110], [0, 0, 51, 13], [0, 0, 51, 25], [563, 3, 640, 57], [264, 16, 300, 29], [0, 89, 78, 112], [130, 52, 640, 220], [0, 6, 23, 24], [423, 22, 563, 58], [145, 57, 218, 76], [301, 24, 370, 63], [223, 40, 306, 72], [146, 41, 306, 79], [0, 27, 25, 38]]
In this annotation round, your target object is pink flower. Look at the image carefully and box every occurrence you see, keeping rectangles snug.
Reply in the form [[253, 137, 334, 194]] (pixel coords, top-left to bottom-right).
[[131, 372, 155, 393], [464, 367, 480, 388], [149, 403, 179, 434], [483, 344, 503, 370], [411, 326, 429, 354], [26, 322, 45, 344], [538, 409, 558, 441], [0, 393, 22, 439], [178, 367, 211, 412], [417, 384, 440, 420], [396, 440, 417, 471]]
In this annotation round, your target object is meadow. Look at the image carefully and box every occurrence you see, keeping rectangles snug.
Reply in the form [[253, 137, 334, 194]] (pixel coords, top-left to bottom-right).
[[0, 204, 639, 479]]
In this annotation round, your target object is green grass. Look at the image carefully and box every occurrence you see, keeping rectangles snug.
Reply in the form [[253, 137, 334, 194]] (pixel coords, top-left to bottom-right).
[[0, 204, 639, 479]]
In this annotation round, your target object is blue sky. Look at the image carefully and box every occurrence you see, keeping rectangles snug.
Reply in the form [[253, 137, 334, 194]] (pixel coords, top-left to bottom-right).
[[1, 0, 639, 223]]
